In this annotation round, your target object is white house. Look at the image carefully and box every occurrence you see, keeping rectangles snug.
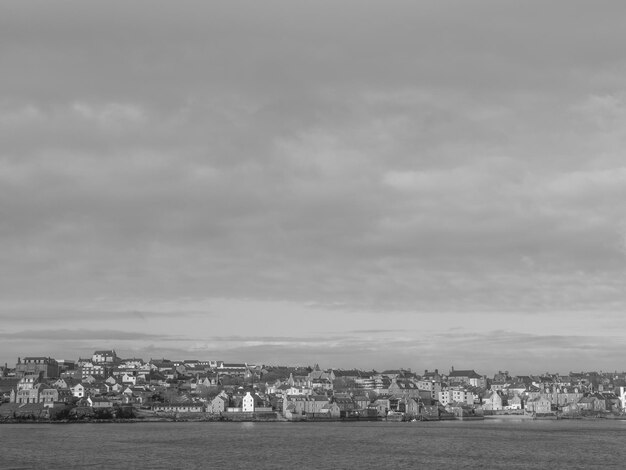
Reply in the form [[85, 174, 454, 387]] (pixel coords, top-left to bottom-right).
[[242, 391, 254, 412], [619, 386, 626, 411], [121, 373, 137, 385], [71, 383, 85, 398]]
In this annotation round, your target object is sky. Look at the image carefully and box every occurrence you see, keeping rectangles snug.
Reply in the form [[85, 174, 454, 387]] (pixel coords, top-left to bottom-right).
[[1, 1, 626, 375]]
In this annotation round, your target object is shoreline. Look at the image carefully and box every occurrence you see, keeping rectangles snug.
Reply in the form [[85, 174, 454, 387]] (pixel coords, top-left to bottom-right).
[[3, 414, 626, 424]]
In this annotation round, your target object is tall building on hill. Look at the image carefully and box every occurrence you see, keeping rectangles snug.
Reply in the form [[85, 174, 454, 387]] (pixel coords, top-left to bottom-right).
[[92, 350, 119, 364], [15, 357, 60, 379]]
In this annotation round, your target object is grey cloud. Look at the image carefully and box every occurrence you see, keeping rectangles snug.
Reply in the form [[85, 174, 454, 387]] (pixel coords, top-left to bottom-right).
[[139, 330, 626, 374], [2, 0, 626, 369], [0, 309, 197, 323], [3, 1, 626, 107], [1, 327, 623, 375], [347, 329, 409, 334], [411, 330, 626, 375], [0, 329, 182, 341]]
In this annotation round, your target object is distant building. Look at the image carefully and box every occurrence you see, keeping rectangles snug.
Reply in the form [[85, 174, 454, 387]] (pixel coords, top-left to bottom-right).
[[39, 388, 72, 407], [70, 383, 85, 398], [506, 394, 523, 410], [525, 396, 552, 414], [447, 368, 487, 388], [422, 369, 442, 382], [439, 386, 474, 406], [218, 363, 249, 377], [482, 391, 504, 411], [92, 350, 118, 364], [208, 393, 228, 414], [417, 379, 442, 399], [15, 357, 59, 379], [76, 360, 104, 379], [242, 391, 255, 412], [56, 360, 76, 373], [618, 386, 626, 411]]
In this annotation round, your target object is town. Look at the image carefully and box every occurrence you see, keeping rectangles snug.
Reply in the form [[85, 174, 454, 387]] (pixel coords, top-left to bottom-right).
[[1, 351, 625, 422]]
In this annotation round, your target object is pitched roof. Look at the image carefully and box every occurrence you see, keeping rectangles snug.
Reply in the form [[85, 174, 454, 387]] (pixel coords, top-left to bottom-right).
[[448, 370, 482, 379], [0, 378, 20, 393], [309, 395, 330, 401], [91, 397, 112, 403], [333, 397, 354, 404], [332, 369, 364, 378]]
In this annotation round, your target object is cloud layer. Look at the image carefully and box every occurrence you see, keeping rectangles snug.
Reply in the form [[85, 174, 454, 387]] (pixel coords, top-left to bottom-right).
[[1, 1, 626, 371]]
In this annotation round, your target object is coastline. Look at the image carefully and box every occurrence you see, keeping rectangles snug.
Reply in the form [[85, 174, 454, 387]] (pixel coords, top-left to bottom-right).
[[3, 413, 626, 424]]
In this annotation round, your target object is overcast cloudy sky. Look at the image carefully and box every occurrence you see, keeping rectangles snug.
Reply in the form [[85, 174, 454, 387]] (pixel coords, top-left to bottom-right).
[[2, 1, 626, 374]]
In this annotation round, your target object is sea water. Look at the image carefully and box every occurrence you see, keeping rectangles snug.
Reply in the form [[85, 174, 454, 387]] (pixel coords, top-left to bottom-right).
[[2, 419, 626, 469]]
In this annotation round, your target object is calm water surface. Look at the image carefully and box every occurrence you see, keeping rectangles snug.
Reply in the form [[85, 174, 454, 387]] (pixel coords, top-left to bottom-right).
[[2, 419, 626, 469]]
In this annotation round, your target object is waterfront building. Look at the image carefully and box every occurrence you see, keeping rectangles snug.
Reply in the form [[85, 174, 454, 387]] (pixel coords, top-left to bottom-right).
[[482, 391, 504, 411], [242, 391, 255, 412], [208, 393, 228, 414], [439, 386, 474, 406], [39, 388, 59, 406], [321, 402, 341, 418], [525, 396, 552, 414], [15, 384, 42, 404], [417, 378, 442, 399], [506, 394, 523, 410], [618, 386, 626, 410], [303, 395, 332, 415]]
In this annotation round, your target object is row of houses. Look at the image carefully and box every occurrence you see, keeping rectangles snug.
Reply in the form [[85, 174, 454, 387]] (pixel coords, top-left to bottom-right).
[[3, 352, 626, 421]]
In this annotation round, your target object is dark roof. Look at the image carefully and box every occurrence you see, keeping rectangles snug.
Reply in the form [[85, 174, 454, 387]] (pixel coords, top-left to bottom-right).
[[23, 357, 56, 362], [333, 397, 354, 404], [448, 370, 482, 379], [514, 376, 534, 385], [309, 395, 330, 401], [0, 378, 20, 393], [393, 380, 417, 389], [332, 369, 364, 378]]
